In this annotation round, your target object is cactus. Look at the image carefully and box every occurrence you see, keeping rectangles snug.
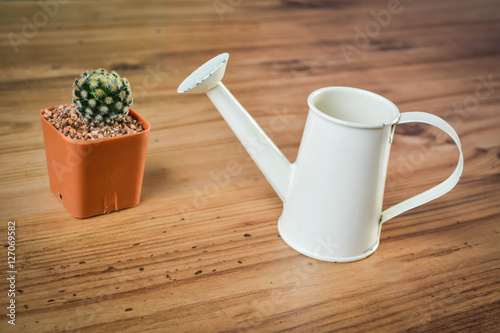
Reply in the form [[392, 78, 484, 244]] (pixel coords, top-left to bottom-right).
[[72, 68, 132, 126]]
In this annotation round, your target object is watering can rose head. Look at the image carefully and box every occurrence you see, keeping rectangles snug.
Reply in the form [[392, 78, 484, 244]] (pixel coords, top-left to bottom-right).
[[72, 68, 133, 126]]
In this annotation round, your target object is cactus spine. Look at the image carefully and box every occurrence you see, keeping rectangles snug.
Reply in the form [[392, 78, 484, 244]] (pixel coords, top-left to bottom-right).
[[72, 69, 132, 126]]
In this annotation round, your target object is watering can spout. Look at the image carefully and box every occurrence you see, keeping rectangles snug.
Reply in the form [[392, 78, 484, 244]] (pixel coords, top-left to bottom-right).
[[178, 53, 292, 201]]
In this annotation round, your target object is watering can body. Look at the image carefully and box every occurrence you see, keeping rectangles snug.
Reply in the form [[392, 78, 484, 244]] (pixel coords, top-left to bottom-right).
[[280, 100, 395, 261]]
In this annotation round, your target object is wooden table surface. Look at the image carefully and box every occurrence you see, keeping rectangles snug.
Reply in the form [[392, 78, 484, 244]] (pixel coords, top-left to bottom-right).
[[1, 0, 499, 332]]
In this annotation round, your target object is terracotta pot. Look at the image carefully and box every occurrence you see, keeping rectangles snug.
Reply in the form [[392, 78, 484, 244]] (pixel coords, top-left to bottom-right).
[[40, 105, 150, 218]]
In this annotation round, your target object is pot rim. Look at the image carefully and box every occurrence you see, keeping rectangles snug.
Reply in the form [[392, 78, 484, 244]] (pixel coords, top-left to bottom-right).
[[40, 104, 150, 145]]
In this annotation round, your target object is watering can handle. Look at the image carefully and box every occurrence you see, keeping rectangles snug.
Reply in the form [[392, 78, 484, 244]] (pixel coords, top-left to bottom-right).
[[380, 112, 464, 224]]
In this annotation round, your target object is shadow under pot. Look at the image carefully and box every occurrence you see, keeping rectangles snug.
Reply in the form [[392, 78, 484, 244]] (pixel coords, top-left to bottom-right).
[[40, 104, 150, 218]]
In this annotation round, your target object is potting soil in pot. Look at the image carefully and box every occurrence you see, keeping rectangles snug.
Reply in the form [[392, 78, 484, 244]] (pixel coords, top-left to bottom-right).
[[42, 104, 145, 141]]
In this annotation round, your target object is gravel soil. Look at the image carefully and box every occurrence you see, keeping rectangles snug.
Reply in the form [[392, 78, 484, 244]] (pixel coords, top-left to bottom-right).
[[42, 104, 145, 141]]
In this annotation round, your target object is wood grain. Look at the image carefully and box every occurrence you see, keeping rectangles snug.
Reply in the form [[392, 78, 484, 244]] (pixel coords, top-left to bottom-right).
[[0, 0, 499, 332]]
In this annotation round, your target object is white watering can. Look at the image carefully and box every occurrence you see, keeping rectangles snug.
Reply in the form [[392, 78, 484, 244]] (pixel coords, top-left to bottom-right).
[[178, 53, 463, 262]]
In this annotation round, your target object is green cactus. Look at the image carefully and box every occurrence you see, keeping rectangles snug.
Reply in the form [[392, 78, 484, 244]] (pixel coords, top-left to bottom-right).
[[72, 68, 132, 126]]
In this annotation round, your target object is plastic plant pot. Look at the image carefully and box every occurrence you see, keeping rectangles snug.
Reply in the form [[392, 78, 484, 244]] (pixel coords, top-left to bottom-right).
[[40, 104, 150, 218]]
